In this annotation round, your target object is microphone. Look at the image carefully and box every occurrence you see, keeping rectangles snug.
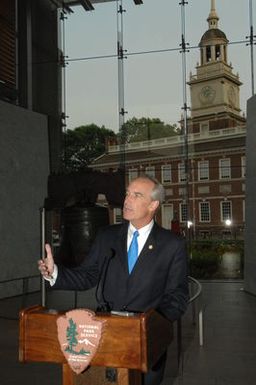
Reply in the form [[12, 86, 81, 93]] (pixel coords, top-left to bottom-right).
[[95, 248, 116, 312]]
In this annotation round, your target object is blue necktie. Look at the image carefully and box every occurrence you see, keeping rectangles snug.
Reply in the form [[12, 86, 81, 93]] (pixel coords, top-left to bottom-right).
[[128, 230, 139, 273]]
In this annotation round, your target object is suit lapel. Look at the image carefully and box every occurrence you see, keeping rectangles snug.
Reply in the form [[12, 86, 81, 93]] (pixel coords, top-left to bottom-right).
[[115, 222, 160, 276], [115, 222, 129, 273], [129, 222, 159, 276], [137, 232, 155, 261]]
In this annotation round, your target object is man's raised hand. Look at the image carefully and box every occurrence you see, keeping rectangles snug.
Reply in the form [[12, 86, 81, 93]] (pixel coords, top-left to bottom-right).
[[38, 243, 54, 279]]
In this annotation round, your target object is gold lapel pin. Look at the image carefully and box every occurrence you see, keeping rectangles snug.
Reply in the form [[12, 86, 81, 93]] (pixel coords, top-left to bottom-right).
[[149, 245, 153, 250]]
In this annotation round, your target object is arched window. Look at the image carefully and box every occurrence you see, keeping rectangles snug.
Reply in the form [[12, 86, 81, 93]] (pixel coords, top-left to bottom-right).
[[216, 45, 221, 60], [206, 46, 211, 62]]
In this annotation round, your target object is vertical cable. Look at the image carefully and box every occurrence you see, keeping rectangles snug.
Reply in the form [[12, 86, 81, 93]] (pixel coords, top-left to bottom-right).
[[60, 8, 68, 169], [179, 0, 191, 242], [116, 0, 127, 173], [61, 10, 67, 127]]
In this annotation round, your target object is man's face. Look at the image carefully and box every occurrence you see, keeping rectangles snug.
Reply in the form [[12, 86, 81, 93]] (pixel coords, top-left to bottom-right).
[[123, 178, 159, 228]]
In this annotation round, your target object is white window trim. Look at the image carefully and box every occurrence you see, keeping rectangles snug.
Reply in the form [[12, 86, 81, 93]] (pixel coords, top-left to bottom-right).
[[219, 158, 231, 180], [200, 122, 209, 134], [241, 156, 246, 178], [128, 168, 138, 182], [199, 201, 211, 222], [178, 162, 186, 182], [220, 200, 232, 222], [198, 160, 209, 181], [161, 164, 172, 184], [145, 166, 155, 178], [113, 208, 122, 224], [179, 202, 187, 223]]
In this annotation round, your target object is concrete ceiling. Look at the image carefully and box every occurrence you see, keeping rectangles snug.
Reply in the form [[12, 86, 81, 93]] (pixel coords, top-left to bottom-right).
[[64, 0, 115, 6], [63, 0, 142, 12]]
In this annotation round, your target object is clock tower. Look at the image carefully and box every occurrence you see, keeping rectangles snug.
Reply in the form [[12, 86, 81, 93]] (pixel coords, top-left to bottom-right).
[[187, 0, 245, 132]]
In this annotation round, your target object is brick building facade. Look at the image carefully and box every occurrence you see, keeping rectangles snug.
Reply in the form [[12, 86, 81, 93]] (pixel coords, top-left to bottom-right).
[[91, 0, 246, 240]]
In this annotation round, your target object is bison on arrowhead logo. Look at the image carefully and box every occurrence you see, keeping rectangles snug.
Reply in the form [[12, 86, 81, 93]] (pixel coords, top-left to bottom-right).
[[56, 309, 105, 374]]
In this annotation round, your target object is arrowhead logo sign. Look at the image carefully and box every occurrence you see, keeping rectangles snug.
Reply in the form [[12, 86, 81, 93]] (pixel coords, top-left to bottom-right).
[[56, 309, 105, 374]]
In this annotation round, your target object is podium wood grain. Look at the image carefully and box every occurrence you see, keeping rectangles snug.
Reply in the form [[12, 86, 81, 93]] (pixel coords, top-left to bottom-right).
[[19, 305, 173, 385]]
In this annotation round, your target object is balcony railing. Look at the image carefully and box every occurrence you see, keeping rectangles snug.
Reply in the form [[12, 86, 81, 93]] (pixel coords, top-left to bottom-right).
[[108, 125, 246, 153]]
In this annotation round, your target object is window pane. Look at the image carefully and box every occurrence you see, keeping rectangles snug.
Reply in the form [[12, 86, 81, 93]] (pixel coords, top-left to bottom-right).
[[161, 164, 172, 184], [145, 166, 155, 178], [128, 168, 138, 182], [180, 203, 187, 222], [221, 201, 232, 221], [178, 162, 186, 182], [219, 158, 231, 179], [114, 208, 122, 224], [198, 160, 209, 180], [241, 156, 246, 178], [199, 202, 210, 222]]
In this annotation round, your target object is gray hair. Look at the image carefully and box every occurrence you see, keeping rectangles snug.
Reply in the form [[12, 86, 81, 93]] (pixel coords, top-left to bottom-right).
[[132, 174, 165, 203]]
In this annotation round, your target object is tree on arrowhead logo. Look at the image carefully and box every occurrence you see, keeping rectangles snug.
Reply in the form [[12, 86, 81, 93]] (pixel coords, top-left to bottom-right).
[[56, 309, 105, 374]]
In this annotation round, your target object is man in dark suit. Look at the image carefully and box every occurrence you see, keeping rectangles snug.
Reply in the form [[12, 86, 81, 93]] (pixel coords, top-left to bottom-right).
[[39, 175, 189, 385]]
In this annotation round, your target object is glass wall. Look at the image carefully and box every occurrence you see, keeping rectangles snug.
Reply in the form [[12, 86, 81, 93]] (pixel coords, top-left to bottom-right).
[[63, 0, 253, 131], [59, 0, 255, 278]]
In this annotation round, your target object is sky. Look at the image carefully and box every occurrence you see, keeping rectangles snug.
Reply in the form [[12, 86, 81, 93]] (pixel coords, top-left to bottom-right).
[[62, 0, 256, 132]]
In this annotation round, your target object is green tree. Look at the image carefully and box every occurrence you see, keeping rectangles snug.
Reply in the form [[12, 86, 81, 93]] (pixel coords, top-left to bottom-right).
[[119, 117, 180, 143], [65, 318, 78, 353], [62, 124, 116, 172]]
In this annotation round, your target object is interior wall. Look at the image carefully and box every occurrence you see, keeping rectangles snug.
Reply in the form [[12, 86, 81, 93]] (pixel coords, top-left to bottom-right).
[[0, 100, 49, 298], [244, 95, 256, 296]]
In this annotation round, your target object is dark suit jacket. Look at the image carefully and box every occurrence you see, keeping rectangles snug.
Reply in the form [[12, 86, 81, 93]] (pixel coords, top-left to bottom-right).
[[54, 221, 189, 321]]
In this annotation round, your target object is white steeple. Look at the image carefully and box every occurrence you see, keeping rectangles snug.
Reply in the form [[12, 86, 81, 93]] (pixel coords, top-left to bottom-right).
[[207, 0, 219, 29]]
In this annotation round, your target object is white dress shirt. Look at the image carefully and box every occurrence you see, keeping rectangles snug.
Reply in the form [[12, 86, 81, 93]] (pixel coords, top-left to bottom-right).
[[127, 220, 154, 256], [46, 220, 154, 286]]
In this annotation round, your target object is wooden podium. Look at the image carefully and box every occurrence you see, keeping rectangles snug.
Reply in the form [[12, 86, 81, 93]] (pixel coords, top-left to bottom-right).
[[19, 305, 173, 385]]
